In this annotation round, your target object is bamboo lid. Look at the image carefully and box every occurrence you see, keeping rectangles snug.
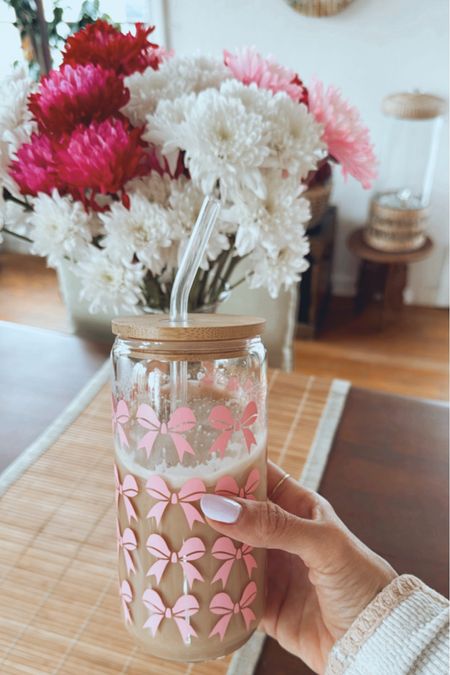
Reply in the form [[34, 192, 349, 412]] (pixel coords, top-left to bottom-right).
[[112, 313, 266, 342], [382, 92, 446, 120]]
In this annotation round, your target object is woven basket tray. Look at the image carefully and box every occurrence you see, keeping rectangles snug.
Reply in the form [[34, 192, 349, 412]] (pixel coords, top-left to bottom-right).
[[366, 200, 428, 252], [304, 180, 333, 230]]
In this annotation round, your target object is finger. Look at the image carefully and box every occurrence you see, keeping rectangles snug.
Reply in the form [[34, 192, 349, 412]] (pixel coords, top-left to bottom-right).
[[267, 460, 288, 494], [267, 460, 325, 520], [200, 493, 336, 568]]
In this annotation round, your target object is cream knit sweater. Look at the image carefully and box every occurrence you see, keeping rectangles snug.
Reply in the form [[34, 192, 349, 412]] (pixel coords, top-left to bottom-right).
[[326, 575, 449, 674]]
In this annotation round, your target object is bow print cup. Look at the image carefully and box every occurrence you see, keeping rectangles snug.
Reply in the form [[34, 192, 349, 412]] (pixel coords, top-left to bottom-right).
[[111, 313, 267, 662]]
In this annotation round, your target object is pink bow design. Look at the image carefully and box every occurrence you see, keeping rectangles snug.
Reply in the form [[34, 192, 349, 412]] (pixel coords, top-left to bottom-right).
[[208, 402, 258, 457], [215, 468, 260, 501], [226, 377, 253, 394], [146, 534, 205, 588], [114, 464, 138, 524], [119, 580, 133, 625], [200, 361, 215, 387], [137, 404, 196, 461], [112, 396, 130, 448], [209, 581, 257, 641], [212, 537, 257, 588], [116, 521, 137, 575], [146, 476, 206, 529], [143, 589, 199, 643]]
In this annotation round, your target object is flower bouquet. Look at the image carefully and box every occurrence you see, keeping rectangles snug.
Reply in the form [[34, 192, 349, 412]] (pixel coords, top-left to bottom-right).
[[0, 20, 376, 314]]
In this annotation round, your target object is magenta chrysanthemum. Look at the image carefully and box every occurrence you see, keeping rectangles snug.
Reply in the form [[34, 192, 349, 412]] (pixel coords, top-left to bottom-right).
[[224, 47, 308, 104], [62, 20, 164, 77], [29, 64, 130, 134], [9, 133, 63, 196], [308, 79, 377, 189], [56, 118, 149, 206]]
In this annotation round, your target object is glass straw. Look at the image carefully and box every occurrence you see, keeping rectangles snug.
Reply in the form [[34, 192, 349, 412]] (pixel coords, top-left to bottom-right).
[[169, 195, 221, 409]]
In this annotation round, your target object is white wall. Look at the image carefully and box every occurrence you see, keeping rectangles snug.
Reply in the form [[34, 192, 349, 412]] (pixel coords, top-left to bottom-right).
[[159, 0, 449, 306]]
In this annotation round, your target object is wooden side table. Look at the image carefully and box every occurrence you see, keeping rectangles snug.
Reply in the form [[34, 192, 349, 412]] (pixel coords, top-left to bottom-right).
[[297, 206, 336, 338], [348, 228, 433, 325]]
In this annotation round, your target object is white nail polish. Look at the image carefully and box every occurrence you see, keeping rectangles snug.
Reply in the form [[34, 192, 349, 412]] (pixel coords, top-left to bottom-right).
[[200, 494, 242, 523]]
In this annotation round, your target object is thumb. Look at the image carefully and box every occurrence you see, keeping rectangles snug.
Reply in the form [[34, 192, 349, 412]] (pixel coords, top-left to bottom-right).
[[200, 493, 337, 568]]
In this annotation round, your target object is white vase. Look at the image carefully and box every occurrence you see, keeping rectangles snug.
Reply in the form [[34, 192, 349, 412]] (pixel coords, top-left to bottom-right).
[[218, 259, 299, 372], [58, 260, 299, 370], [57, 261, 116, 343]]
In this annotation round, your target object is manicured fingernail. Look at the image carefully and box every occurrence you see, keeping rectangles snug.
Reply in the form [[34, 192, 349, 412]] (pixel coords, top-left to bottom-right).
[[200, 494, 242, 523]]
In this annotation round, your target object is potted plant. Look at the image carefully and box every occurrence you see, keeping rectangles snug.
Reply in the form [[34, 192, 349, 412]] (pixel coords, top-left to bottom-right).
[[0, 20, 376, 338]]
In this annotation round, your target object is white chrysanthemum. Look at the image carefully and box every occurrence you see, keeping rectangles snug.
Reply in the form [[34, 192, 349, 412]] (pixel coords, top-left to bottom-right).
[[0, 67, 36, 154], [221, 81, 322, 180], [220, 79, 275, 117], [0, 140, 11, 198], [163, 55, 230, 94], [168, 176, 233, 270], [248, 237, 310, 298], [224, 171, 310, 297], [125, 172, 172, 206], [123, 55, 229, 126], [154, 87, 270, 197], [265, 95, 325, 179], [29, 190, 93, 267], [227, 172, 310, 257], [100, 191, 172, 274], [0, 199, 32, 241], [144, 94, 196, 172], [0, 68, 36, 196], [75, 247, 146, 314], [124, 70, 168, 126]]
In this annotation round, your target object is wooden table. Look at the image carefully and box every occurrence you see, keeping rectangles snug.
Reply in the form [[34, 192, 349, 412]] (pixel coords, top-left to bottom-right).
[[348, 228, 434, 325], [1, 322, 448, 675], [257, 387, 449, 675], [0, 321, 109, 472]]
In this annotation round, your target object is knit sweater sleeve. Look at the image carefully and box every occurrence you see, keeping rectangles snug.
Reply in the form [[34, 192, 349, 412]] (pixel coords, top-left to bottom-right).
[[325, 575, 449, 675]]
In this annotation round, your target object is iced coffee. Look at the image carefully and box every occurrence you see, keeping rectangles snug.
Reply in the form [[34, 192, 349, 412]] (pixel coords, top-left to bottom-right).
[[111, 314, 267, 662]]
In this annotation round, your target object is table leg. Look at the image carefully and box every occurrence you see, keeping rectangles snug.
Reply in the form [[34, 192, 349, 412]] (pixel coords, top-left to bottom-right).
[[381, 263, 408, 326], [354, 261, 369, 314], [355, 260, 387, 317]]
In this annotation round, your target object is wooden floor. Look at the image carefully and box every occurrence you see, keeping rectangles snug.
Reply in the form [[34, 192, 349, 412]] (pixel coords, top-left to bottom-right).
[[0, 252, 69, 332], [1, 252, 448, 401], [296, 299, 449, 401]]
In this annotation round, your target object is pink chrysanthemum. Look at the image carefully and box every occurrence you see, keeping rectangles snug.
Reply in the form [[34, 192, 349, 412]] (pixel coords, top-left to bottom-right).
[[56, 118, 150, 207], [224, 47, 308, 104], [308, 79, 377, 189], [29, 64, 130, 135], [62, 20, 165, 77], [9, 133, 63, 196]]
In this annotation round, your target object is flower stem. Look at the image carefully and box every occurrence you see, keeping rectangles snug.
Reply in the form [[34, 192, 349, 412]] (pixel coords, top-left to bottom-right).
[[207, 234, 239, 303], [193, 269, 210, 309], [3, 228, 33, 244], [228, 275, 248, 291], [187, 269, 203, 311], [220, 254, 240, 289], [4, 192, 33, 211], [144, 273, 166, 310], [206, 247, 230, 304]]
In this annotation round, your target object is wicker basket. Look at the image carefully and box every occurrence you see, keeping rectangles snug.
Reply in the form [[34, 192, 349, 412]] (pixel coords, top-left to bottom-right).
[[364, 199, 428, 252], [304, 180, 333, 230], [285, 0, 353, 16]]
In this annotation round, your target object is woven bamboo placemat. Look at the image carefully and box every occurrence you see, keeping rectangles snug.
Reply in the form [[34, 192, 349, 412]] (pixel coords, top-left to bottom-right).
[[0, 369, 349, 675]]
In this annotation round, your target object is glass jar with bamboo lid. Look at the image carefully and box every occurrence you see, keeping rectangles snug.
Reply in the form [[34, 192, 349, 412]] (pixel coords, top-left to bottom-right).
[[365, 91, 446, 252], [111, 313, 267, 662]]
